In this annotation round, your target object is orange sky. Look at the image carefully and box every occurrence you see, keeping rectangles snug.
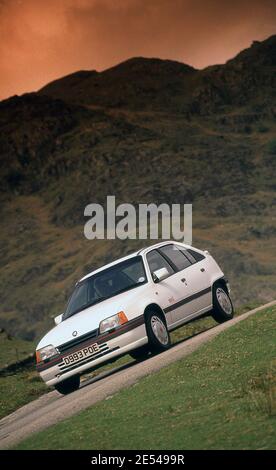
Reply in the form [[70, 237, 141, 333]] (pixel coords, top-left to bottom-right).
[[0, 0, 275, 100]]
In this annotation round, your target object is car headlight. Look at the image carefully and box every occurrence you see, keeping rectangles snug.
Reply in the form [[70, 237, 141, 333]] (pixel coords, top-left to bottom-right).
[[99, 311, 128, 334], [36, 344, 58, 363]]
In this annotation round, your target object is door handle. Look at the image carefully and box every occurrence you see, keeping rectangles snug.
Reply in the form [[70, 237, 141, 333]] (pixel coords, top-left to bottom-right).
[[200, 268, 205, 272]]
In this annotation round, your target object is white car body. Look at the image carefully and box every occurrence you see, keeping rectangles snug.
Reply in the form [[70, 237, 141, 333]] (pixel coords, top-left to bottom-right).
[[36, 241, 229, 387]]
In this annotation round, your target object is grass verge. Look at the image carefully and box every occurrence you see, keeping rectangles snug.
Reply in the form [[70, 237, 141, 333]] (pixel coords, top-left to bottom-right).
[[0, 370, 48, 420], [0, 332, 48, 419], [15, 305, 276, 450]]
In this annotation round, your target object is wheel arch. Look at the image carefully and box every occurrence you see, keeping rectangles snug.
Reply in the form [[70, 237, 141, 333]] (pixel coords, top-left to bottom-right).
[[211, 276, 229, 294], [143, 303, 168, 326]]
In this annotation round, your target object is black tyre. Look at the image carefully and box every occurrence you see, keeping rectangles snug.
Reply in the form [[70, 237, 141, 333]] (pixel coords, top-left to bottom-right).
[[145, 310, 171, 354], [129, 345, 150, 362], [212, 283, 234, 323], [54, 375, 80, 395]]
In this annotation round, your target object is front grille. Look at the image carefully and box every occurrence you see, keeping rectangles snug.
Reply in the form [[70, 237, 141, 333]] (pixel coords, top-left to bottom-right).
[[57, 328, 98, 354]]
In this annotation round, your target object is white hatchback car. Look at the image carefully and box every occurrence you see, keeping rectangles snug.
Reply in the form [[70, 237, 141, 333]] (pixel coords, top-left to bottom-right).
[[36, 241, 234, 394]]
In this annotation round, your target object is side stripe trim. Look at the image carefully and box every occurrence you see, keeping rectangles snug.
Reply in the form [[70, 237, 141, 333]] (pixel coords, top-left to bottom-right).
[[163, 286, 212, 314]]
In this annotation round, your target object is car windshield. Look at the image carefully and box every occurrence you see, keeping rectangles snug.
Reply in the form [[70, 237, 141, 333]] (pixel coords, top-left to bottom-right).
[[63, 256, 147, 320]]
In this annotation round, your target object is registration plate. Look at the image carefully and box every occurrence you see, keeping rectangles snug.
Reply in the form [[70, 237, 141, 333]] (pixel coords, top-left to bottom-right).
[[62, 343, 100, 365]]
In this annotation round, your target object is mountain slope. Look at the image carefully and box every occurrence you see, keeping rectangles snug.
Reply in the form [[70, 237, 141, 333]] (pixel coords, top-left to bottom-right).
[[39, 36, 276, 113], [0, 35, 275, 340], [39, 57, 197, 110]]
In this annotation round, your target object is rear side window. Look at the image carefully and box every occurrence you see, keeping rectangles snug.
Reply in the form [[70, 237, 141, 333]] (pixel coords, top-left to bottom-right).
[[176, 246, 205, 263], [147, 250, 175, 277], [187, 248, 205, 262], [159, 244, 191, 270]]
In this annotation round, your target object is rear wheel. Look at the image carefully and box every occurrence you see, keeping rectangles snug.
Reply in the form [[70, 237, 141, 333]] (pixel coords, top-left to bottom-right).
[[54, 375, 80, 395], [212, 284, 234, 323], [145, 310, 171, 354]]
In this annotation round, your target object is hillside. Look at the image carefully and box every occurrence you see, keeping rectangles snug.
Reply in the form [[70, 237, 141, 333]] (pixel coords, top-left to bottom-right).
[[0, 35, 275, 340], [39, 57, 197, 111], [39, 35, 276, 113]]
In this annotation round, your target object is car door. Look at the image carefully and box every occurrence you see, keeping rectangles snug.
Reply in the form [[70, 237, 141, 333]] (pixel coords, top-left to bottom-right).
[[146, 249, 181, 328], [158, 244, 212, 326]]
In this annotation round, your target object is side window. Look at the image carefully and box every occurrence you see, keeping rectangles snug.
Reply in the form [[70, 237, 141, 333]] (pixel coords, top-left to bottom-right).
[[147, 250, 175, 278], [182, 249, 197, 264], [187, 248, 205, 262], [175, 245, 206, 264], [159, 244, 191, 271]]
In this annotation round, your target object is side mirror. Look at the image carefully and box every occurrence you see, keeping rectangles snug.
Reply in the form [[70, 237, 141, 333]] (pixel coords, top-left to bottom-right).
[[54, 314, 63, 325], [152, 267, 170, 283]]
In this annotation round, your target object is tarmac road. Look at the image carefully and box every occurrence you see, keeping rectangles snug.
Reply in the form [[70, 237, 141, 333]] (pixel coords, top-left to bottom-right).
[[1, 300, 275, 449]]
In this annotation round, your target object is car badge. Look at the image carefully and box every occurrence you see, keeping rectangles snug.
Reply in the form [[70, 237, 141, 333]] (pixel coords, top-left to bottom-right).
[[72, 331, 78, 337]]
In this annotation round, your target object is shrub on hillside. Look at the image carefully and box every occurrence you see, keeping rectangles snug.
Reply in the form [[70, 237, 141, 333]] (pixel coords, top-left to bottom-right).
[[267, 139, 276, 155]]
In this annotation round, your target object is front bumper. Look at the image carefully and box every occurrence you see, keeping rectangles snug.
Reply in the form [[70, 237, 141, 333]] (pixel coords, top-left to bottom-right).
[[37, 316, 147, 386]]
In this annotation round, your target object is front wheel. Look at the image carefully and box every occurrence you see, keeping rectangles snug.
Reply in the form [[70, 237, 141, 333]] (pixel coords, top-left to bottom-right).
[[212, 284, 234, 323], [145, 310, 171, 354], [129, 345, 151, 362], [54, 375, 80, 395]]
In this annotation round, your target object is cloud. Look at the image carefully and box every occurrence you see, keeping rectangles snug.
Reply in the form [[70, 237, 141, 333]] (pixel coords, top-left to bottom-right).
[[0, 0, 275, 99]]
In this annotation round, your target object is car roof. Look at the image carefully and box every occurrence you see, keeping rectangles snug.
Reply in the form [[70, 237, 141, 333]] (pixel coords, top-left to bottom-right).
[[79, 240, 192, 283]]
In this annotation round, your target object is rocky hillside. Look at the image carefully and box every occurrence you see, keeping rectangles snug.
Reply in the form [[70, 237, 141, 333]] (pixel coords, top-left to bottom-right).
[[0, 35, 275, 340], [40, 35, 276, 113]]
